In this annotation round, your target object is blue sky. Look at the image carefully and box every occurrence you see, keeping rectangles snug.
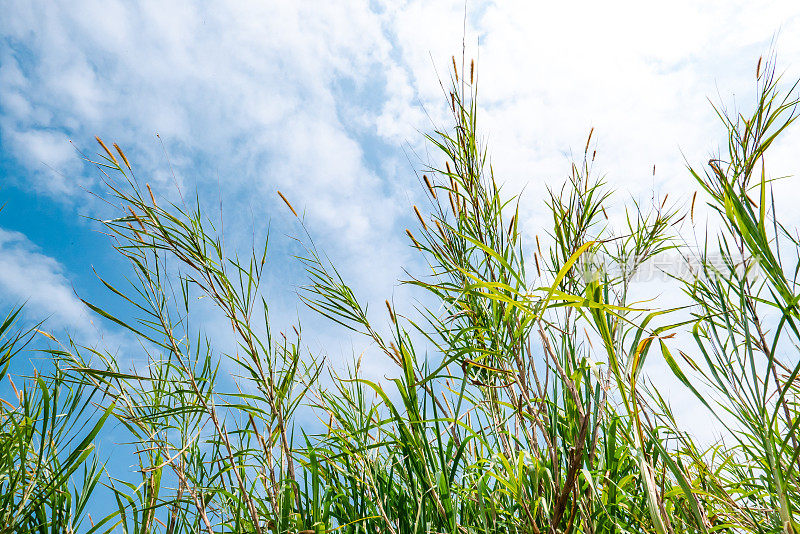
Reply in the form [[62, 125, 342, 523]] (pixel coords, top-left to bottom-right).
[[2, 0, 800, 510], [3, 0, 800, 366]]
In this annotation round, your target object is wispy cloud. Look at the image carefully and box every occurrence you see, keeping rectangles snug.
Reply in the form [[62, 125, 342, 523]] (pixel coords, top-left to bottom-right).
[[0, 227, 93, 333], [2, 0, 800, 429], [4, 1, 799, 255], [0, 1, 434, 307]]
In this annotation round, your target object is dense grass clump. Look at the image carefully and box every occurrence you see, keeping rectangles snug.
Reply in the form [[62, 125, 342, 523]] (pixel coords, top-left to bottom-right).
[[1, 55, 799, 534]]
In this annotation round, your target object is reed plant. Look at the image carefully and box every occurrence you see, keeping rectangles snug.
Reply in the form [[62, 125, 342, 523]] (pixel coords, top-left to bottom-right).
[[1, 54, 798, 534]]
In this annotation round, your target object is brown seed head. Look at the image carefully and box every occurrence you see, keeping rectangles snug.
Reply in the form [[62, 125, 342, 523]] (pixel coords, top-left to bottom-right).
[[146, 183, 157, 207], [448, 191, 458, 217], [406, 228, 420, 248], [96, 136, 119, 166], [435, 220, 449, 243], [113, 143, 131, 171], [7, 375, 20, 404], [423, 174, 436, 199], [277, 190, 298, 217], [128, 206, 145, 229], [413, 205, 427, 230], [585, 127, 594, 155], [389, 342, 402, 365]]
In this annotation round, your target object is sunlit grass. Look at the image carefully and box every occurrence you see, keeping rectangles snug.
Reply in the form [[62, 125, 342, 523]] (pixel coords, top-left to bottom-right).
[[1, 54, 798, 534]]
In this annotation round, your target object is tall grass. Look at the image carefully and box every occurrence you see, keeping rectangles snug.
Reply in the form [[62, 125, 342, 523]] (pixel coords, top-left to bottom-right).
[[1, 55, 798, 533]]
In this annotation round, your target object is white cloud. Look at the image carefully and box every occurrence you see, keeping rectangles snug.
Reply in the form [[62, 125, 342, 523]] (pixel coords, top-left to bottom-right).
[[3, 0, 800, 436], [2, 1, 799, 211], [0, 2, 427, 287], [0, 227, 94, 334]]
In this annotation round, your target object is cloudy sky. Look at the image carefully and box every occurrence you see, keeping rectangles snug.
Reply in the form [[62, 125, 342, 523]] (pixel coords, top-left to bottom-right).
[[2, 1, 800, 433]]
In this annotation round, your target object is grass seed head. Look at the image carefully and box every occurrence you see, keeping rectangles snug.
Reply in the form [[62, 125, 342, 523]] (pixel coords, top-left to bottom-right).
[[277, 190, 298, 217], [423, 174, 437, 199], [388, 341, 402, 365], [128, 206, 146, 229], [585, 127, 594, 155], [448, 191, 458, 217], [96, 136, 119, 166], [435, 219, 449, 243], [7, 375, 20, 404], [414, 205, 427, 230], [406, 228, 420, 248], [146, 183, 157, 207], [114, 143, 132, 171]]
